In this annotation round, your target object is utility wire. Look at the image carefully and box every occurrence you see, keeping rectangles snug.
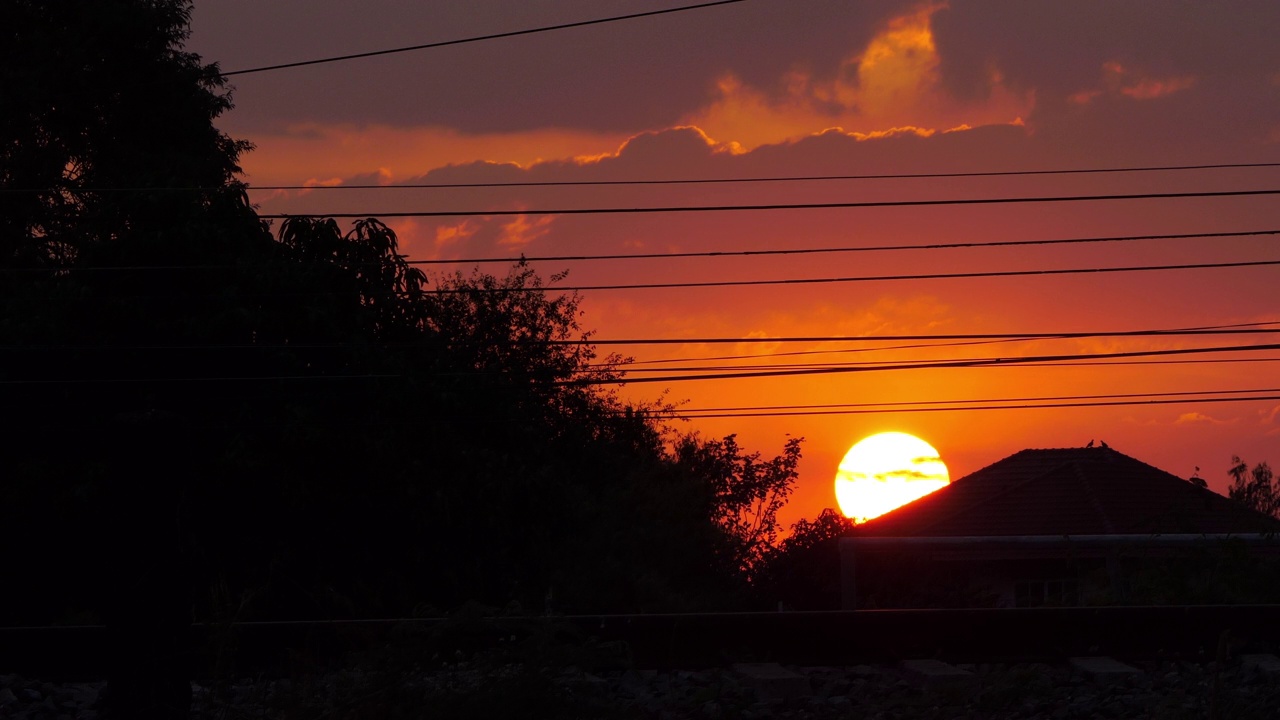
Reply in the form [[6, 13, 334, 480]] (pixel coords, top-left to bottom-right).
[[219, 0, 748, 77], [583, 322, 1280, 346], [664, 386, 1280, 414], [5, 162, 1276, 195], [614, 353, 1280, 373], [610, 321, 1280, 365], [6, 229, 1275, 273], [7, 347, 1277, 386], [1008, 357, 1280, 367], [612, 337, 1062, 367], [6, 256, 1274, 297], [5, 322, 1276, 352], [664, 393, 1280, 418], [242, 161, 1280, 190], [411, 229, 1280, 265], [611, 345, 1280, 374], [256, 187, 1280, 218], [440, 258, 1280, 293], [564, 342, 1280, 385], [617, 355, 1280, 372]]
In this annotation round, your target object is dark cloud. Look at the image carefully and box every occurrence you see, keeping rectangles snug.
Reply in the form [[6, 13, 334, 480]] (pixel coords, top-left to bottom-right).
[[931, 1, 1280, 108], [191, 0, 895, 134], [914, 1, 1280, 168]]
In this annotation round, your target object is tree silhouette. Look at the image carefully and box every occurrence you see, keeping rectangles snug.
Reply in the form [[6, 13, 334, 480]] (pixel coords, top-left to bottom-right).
[[756, 508, 857, 609], [672, 434, 803, 583], [2, 2, 267, 717], [3, 13, 817, 713], [1228, 456, 1278, 518]]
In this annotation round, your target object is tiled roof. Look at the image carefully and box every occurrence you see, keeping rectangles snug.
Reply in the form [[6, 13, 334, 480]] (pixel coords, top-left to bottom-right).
[[854, 446, 1280, 537]]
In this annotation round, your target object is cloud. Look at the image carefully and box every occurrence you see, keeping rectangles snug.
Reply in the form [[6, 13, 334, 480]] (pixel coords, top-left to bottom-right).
[[1068, 62, 1197, 104], [927, 0, 1280, 163], [1175, 412, 1235, 426], [873, 469, 940, 482], [193, 0, 895, 135], [736, 330, 784, 358], [497, 214, 555, 248], [1260, 404, 1280, 425], [680, 3, 1032, 149], [431, 219, 479, 252], [236, 123, 630, 185], [1119, 75, 1197, 100]]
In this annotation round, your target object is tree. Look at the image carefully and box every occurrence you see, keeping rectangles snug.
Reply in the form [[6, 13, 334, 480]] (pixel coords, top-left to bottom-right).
[[2, 3, 266, 717], [1228, 456, 1278, 518], [671, 434, 802, 584], [1, 0, 262, 268], [756, 508, 857, 610]]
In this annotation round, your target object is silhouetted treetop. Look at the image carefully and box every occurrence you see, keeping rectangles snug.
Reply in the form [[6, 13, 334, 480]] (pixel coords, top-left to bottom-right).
[[2, 0, 260, 270], [1229, 455, 1279, 518]]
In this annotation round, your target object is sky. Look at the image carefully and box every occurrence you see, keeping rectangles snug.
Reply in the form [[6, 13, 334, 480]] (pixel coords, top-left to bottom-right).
[[188, 0, 1280, 528]]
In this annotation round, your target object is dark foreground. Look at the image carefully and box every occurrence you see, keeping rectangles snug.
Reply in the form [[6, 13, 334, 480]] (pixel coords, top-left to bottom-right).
[[4, 656, 1280, 719]]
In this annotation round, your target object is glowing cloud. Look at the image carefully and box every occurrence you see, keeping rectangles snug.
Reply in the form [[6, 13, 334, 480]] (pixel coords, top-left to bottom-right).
[[237, 123, 630, 186], [497, 214, 555, 248], [680, 3, 1031, 150], [1176, 412, 1233, 426], [1070, 61, 1199, 104]]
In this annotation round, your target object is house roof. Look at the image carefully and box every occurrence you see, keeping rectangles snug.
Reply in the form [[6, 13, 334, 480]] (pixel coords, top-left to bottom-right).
[[854, 445, 1280, 537]]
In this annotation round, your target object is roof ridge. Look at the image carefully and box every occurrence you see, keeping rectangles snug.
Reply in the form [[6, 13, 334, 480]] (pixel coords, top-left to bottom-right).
[[910, 451, 1077, 534]]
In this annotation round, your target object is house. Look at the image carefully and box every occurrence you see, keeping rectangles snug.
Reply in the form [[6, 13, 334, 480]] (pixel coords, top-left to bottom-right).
[[840, 445, 1280, 608]]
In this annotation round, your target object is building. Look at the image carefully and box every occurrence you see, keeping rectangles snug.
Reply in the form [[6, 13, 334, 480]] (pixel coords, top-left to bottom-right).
[[840, 445, 1280, 608]]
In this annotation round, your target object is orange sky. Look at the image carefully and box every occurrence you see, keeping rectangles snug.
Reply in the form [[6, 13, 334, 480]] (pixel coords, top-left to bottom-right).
[[191, 1, 1280, 528]]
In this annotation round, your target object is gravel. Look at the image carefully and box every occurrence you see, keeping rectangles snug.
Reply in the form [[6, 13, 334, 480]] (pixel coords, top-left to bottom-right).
[[3, 657, 1279, 718]]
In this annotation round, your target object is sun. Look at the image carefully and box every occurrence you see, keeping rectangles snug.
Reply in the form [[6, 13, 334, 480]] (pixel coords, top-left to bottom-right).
[[834, 431, 950, 523]]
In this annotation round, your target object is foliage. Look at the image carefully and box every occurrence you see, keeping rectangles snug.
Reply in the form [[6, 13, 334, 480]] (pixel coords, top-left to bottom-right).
[[0, 0, 260, 268], [671, 434, 802, 583], [1228, 456, 1278, 518], [755, 508, 857, 610]]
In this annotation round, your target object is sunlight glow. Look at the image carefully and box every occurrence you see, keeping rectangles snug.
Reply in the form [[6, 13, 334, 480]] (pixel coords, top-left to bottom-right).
[[835, 431, 950, 523]]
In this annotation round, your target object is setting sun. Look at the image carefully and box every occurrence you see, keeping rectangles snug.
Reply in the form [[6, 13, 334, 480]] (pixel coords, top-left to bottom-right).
[[835, 432, 950, 523]]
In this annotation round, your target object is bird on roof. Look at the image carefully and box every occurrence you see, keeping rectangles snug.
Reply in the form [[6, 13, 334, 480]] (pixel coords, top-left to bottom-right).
[[1100, 440, 1110, 448], [1086, 440, 1095, 448]]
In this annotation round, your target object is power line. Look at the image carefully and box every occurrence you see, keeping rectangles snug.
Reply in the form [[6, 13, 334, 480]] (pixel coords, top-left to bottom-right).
[[609, 342, 1280, 374], [565, 342, 1280, 385], [583, 322, 1280, 346], [461, 258, 1280, 293], [5, 162, 1276, 195], [4, 322, 1276, 352], [219, 0, 748, 77], [613, 337, 1056, 366], [666, 386, 1280, 414], [614, 353, 1280, 373], [1005, 357, 1280, 368], [5, 346, 1277, 386], [7, 256, 1275, 297], [256, 187, 1280, 219], [239, 162, 1280, 190], [6, 229, 1275, 273], [407, 229, 1280, 265], [664, 393, 1280, 418], [611, 321, 1280, 365]]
